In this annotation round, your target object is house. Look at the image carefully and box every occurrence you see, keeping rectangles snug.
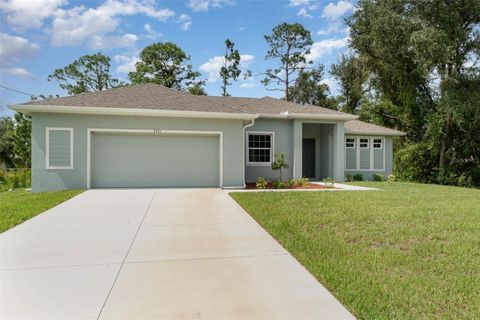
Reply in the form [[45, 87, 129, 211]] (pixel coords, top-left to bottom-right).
[[10, 84, 405, 192]]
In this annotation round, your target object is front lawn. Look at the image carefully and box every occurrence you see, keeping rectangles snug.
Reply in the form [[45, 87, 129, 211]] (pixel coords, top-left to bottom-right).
[[231, 182, 480, 319], [0, 189, 83, 233]]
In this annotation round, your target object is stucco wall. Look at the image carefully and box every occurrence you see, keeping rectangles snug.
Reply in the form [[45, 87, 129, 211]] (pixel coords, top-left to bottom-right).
[[344, 136, 393, 180], [31, 113, 245, 191], [245, 118, 344, 183], [245, 118, 294, 182]]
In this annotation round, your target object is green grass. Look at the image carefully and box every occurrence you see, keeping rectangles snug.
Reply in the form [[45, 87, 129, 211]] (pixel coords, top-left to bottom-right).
[[0, 189, 83, 233], [230, 182, 480, 319]]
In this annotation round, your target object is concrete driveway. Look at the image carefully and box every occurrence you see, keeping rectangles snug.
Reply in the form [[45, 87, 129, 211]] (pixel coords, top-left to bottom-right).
[[1, 189, 354, 319]]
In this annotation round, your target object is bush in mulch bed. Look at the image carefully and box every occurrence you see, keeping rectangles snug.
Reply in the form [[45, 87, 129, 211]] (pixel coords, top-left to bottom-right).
[[245, 182, 329, 190]]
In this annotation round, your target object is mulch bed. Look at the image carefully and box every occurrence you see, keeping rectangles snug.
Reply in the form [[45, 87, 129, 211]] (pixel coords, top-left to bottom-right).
[[245, 182, 331, 190]]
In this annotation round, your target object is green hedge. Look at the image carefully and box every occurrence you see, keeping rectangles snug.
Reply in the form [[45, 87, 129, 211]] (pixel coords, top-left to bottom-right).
[[0, 168, 31, 192]]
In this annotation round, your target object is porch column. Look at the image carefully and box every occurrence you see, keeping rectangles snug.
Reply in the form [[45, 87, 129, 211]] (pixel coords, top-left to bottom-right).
[[293, 119, 302, 179], [333, 122, 345, 182]]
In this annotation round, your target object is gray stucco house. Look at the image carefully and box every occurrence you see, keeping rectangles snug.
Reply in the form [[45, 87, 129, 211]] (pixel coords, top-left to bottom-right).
[[10, 84, 405, 192]]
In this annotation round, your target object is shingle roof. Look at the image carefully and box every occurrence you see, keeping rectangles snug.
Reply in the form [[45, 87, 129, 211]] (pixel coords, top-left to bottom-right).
[[23, 83, 245, 114], [345, 120, 406, 136], [222, 96, 348, 116], [17, 84, 404, 135], [22, 83, 349, 117]]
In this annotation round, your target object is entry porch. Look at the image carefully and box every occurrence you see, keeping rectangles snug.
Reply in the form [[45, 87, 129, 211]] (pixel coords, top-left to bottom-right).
[[293, 121, 345, 182]]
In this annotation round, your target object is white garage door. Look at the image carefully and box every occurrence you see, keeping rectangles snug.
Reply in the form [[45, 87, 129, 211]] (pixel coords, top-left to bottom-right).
[[91, 132, 220, 188]]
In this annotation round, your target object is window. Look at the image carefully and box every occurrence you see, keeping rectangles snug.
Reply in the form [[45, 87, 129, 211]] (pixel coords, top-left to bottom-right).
[[46, 127, 73, 169], [373, 138, 383, 149], [346, 136, 385, 171], [346, 138, 355, 148], [247, 132, 273, 165], [359, 138, 369, 149]]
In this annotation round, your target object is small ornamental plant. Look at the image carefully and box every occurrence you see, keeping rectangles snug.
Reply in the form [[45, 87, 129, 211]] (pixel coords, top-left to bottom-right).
[[272, 180, 285, 189], [286, 179, 295, 188], [256, 176, 268, 189], [387, 174, 396, 182], [296, 177, 309, 187], [353, 173, 364, 181], [271, 153, 289, 182], [323, 177, 336, 187], [372, 173, 385, 181]]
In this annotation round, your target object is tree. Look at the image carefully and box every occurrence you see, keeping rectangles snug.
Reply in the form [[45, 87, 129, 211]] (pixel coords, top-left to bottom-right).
[[271, 153, 289, 182], [288, 64, 337, 109], [0, 116, 15, 168], [409, 0, 480, 170], [187, 83, 207, 95], [330, 53, 369, 114], [0, 113, 31, 169], [48, 53, 122, 95], [12, 113, 31, 168], [129, 42, 203, 90], [346, 0, 480, 186], [262, 23, 313, 101], [220, 39, 241, 96], [347, 0, 435, 140]]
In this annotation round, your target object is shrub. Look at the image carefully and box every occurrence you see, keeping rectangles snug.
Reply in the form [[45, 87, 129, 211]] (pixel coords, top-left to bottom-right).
[[394, 142, 436, 183], [272, 180, 286, 189], [345, 174, 353, 182], [256, 176, 268, 189], [323, 177, 336, 187], [372, 173, 385, 181], [286, 179, 295, 188], [353, 174, 364, 181], [0, 168, 31, 192], [457, 174, 473, 188], [387, 174, 396, 182], [293, 177, 309, 187]]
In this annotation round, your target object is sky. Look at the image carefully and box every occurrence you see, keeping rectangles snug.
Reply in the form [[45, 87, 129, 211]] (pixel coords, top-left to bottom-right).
[[0, 0, 356, 116]]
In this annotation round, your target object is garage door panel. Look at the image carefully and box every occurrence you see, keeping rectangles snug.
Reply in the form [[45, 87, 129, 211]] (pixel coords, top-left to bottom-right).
[[92, 133, 219, 188]]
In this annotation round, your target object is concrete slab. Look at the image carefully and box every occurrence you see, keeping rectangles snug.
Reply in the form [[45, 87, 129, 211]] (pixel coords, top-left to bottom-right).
[[10, 189, 155, 230], [0, 263, 120, 319], [1, 188, 355, 319], [144, 204, 254, 226], [126, 223, 286, 262], [0, 226, 137, 269], [151, 188, 235, 207], [100, 255, 353, 320]]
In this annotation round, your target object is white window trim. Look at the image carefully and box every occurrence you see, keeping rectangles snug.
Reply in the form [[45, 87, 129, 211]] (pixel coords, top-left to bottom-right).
[[245, 131, 275, 166], [359, 138, 369, 149], [46, 127, 74, 170], [373, 138, 383, 149], [345, 137, 356, 148], [345, 136, 385, 171]]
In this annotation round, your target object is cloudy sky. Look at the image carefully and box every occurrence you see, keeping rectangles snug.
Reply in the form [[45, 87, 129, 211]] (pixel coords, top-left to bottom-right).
[[0, 0, 355, 116]]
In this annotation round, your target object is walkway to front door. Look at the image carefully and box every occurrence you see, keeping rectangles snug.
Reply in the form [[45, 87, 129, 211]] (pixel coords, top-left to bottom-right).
[[1, 189, 354, 319]]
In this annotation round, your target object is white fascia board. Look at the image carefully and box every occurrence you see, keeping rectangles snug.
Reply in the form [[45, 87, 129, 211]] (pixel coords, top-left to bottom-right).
[[258, 113, 358, 121], [9, 104, 259, 121]]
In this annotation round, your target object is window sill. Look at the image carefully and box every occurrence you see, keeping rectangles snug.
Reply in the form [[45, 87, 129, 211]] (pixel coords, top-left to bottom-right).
[[246, 162, 272, 167]]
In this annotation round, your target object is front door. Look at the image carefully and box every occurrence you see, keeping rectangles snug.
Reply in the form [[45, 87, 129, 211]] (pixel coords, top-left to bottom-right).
[[302, 138, 316, 178]]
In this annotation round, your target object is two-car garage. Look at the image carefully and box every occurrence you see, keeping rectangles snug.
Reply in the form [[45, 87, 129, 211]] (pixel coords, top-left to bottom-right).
[[89, 130, 221, 188]]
